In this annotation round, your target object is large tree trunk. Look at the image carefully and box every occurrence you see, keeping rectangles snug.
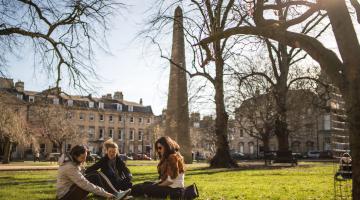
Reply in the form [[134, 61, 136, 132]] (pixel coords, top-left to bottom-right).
[[345, 85, 360, 199], [2, 137, 12, 164], [210, 52, 238, 168], [324, 0, 360, 198]]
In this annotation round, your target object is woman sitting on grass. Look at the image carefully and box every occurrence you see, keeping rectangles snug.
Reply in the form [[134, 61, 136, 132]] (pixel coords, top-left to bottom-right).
[[131, 136, 185, 199], [86, 139, 133, 191], [56, 145, 131, 200]]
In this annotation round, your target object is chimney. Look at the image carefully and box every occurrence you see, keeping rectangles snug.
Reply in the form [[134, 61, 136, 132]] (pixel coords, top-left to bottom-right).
[[106, 93, 112, 99], [0, 77, 14, 89], [139, 98, 143, 105], [113, 91, 123, 101], [15, 81, 24, 92]]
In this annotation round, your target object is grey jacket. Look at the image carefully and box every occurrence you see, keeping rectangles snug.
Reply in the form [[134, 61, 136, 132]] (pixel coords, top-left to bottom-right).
[[56, 154, 109, 199]]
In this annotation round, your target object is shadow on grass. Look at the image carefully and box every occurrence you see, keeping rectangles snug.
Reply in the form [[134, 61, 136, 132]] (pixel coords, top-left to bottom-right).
[[185, 163, 315, 176]]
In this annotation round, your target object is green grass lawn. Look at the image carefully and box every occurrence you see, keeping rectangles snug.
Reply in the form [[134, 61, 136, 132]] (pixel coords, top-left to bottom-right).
[[0, 162, 340, 200]]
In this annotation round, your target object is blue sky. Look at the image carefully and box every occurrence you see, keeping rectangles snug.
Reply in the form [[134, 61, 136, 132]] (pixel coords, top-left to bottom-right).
[[8, 0, 171, 115]]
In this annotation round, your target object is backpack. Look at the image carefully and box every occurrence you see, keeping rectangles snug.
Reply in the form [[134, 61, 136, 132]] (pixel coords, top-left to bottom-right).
[[183, 183, 199, 199]]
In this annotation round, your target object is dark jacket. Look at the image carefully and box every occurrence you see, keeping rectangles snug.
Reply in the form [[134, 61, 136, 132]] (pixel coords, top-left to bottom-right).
[[85, 155, 132, 190]]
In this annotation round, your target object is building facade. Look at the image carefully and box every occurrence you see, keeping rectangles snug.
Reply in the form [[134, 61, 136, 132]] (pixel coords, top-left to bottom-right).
[[0, 77, 155, 160]]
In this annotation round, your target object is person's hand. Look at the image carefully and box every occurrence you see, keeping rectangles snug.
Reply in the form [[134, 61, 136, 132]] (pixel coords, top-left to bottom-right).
[[105, 192, 116, 199]]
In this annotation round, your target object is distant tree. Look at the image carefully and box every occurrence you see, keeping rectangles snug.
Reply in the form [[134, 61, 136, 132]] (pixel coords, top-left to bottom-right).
[[30, 105, 85, 154], [0, 95, 31, 164]]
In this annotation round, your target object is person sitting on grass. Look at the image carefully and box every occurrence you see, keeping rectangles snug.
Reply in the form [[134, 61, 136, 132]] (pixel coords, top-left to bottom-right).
[[86, 139, 133, 191], [56, 145, 131, 200], [131, 136, 185, 199]]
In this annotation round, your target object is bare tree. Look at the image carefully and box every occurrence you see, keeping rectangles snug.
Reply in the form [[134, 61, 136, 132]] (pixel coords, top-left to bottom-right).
[[0, 94, 31, 164], [0, 0, 123, 92], [30, 105, 85, 154], [199, 0, 360, 197], [145, 0, 249, 168]]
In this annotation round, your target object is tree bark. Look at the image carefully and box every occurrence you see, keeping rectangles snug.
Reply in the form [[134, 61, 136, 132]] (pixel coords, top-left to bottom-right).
[[2, 137, 12, 164], [210, 51, 238, 168]]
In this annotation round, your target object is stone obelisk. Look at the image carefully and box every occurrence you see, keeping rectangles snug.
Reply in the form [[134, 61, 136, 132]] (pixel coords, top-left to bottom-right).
[[165, 6, 192, 164]]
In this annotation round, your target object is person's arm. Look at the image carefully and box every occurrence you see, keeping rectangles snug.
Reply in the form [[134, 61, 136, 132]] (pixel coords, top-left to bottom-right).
[[85, 158, 104, 174], [157, 176, 173, 187], [117, 158, 132, 180], [66, 164, 114, 198]]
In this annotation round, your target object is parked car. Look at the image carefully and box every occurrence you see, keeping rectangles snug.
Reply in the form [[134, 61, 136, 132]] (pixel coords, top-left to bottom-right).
[[119, 154, 133, 161], [231, 152, 246, 160], [194, 154, 206, 161], [292, 152, 303, 159], [88, 153, 101, 162], [134, 154, 152, 160], [48, 152, 61, 162], [306, 151, 320, 159]]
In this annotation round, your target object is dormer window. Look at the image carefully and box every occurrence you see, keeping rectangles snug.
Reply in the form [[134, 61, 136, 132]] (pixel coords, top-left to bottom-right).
[[89, 101, 94, 108], [128, 105, 133, 112], [16, 94, 23, 100], [67, 100, 73, 106], [29, 96, 35, 103], [117, 103, 122, 111], [99, 102, 104, 109], [53, 98, 59, 105]]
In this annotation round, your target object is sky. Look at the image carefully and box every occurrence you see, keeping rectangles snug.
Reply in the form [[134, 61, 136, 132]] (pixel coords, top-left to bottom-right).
[[8, 0, 171, 116], [5, 1, 360, 116]]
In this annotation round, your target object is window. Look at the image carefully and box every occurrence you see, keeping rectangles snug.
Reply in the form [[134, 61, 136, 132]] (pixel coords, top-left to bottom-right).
[[40, 144, 46, 153], [16, 94, 23, 100], [147, 118, 151, 124], [89, 114, 94, 121], [99, 128, 104, 139], [109, 115, 113, 122], [138, 117, 143, 123], [129, 129, 134, 141], [109, 129, 114, 138], [137, 145, 142, 153], [88, 127, 95, 139], [99, 114, 104, 121], [128, 105, 133, 112], [119, 116, 123, 122], [118, 129, 125, 141], [66, 144, 72, 152], [117, 104, 122, 111], [53, 98, 59, 105], [193, 122, 200, 128], [52, 143, 59, 153], [67, 100, 73, 106], [249, 142, 255, 154], [146, 131, 150, 141], [29, 96, 35, 103], [89, 101, 94, 108], [79, 113, 85, 120], [130, 117, 134, 123], [324, 114, 331, 130], [99, 102, 104, 109], [129, 144, 134, 153], [240, 129, 244, 137], [239, 142, 244, 153], [138, 130, 143, 141], [67, 112, 73, 119]]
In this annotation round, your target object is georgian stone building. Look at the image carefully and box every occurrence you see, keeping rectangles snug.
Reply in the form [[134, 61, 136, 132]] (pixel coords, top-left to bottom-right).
[[0, 77, 155, 160]]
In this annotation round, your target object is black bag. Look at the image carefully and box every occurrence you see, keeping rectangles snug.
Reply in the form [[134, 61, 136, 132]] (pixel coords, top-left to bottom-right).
[[183, 183, 199, 199]]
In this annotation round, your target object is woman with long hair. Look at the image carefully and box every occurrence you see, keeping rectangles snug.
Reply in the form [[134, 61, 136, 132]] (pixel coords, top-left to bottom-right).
[[56, 145, 131, 200], [86, 139, 132, 191], [131, 136, 185, 199]]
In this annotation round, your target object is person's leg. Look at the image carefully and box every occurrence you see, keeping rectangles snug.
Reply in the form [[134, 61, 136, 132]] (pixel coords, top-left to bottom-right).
[[116, 179, 133, 191], [86, 171, 118, 194], [130, 182, 155, 197], [143, 184, 173, 199], [58, 184, 89, 200]]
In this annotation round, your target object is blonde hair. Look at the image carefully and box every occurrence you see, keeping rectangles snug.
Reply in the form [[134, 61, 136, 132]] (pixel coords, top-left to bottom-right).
[[103, 139, 119, 155]]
